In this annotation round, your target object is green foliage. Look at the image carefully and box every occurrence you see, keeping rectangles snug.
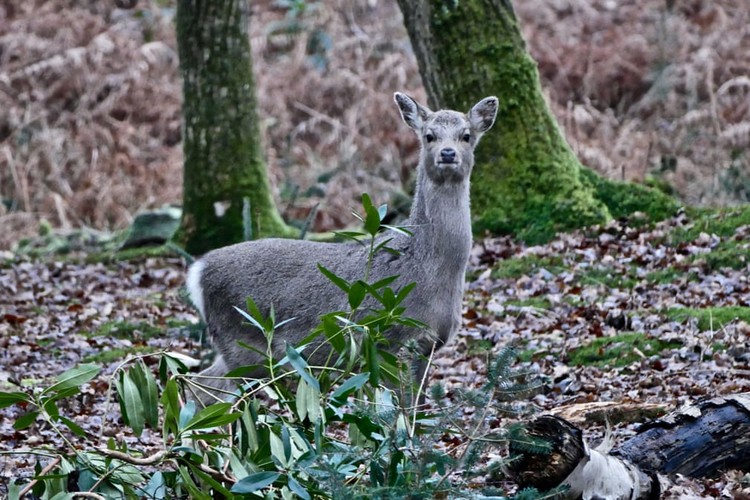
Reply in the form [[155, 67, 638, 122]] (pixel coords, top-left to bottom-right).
[[578, 265, 638, 289], [697, 239, 748, 271], [0, 195, 547, 499], [566, 332, 682, 368], [85, 320, 163, 340], [491, 255, 564, 280], [669, 205, 750, 244], [579, 168, 680, 223], [663, 306, 750, 332]]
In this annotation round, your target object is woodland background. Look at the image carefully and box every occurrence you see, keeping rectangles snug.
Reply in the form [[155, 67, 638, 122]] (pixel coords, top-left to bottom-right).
[[1, 0, 750, 497], [1, 0, 749, 248]]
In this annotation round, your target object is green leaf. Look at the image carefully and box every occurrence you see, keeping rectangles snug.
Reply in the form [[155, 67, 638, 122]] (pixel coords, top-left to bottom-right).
[[42, 397, 60, 420], [234, 306, 266, 332], [395, 282, 417, 305], [369, 275, 399, 290], [240, 406, 259, 454], [334, 230, 367, 245], [179, 400, 197, 431], [370, 459, 384, 486], [117, 371, 145, 437], [183, 402, 241, 432], [348, 280, 367, 309], [331, 372, 370, 402], [58, 416, 87, 437], [160, 378, 180, 435], [377, 203, 388, 221], [159, 353, 189, 383], [186, 462, 233, 497], [12, 411, 39, 430], [130, 360, 159, 428], [231, 471, 281, 494], [373, 237, 394, 255], [177, 465, 211, 500], [362, 193, 382, 236], [317, 264, 349, 293], [269, 431, 288, 467], [363, 335, 380, 386], [287, 475, 311, 500], [138, 471, 167, 499], [319, 314, 345, 353], [44, 364, 100, 394], [382, 224, 413, 237], [0, 392, 31, 409], [284, 344, 320, 392], [295, 378, 308, 422]]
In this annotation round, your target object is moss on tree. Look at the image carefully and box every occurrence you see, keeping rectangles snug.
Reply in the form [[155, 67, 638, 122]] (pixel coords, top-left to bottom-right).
[[175, 0, 294, 256], [397, 0, 679, 243]]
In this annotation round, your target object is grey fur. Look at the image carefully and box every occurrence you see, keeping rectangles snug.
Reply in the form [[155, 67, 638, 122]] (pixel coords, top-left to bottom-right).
[[188, 92, 498, 400]]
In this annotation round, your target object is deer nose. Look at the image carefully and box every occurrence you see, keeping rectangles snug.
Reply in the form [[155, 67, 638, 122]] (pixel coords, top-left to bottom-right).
[[439, 148, 456, 163]]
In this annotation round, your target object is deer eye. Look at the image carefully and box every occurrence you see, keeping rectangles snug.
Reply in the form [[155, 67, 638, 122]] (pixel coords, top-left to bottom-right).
[[425, 133, 435, 143], [462, 132, 471, 142]]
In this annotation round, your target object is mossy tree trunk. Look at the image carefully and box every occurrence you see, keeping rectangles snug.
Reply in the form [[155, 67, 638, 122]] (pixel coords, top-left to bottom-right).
[[396, 0, 677, 243], [175, 0, 293, 255]]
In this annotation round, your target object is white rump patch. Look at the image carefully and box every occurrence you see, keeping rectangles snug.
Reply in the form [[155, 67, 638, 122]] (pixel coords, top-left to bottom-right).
[[186, 260, 206, 320]]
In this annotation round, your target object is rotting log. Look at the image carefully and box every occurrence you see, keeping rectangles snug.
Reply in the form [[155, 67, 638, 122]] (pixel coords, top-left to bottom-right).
[[615, 393, 750, 478], [507, 393, 750, 499]]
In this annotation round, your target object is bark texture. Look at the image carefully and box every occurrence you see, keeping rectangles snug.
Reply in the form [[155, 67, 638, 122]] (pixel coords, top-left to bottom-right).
[[396, 0, 677, 243], [508, 394, 750, 499], [175, 0, 292, 255], [615, 393, 750, 477]]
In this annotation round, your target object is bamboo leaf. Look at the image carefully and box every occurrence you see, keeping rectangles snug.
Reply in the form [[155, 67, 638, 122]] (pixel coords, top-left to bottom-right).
[[331, 372, 370, 403], [284, 344, 320, 392], [231, 471, 280, 494], [44, 364, 100, 394], [12, 411, 39, 430], [117, 372, 145, 437], [183, 402, 241, 431], [0, 392, 32, 409], [348, 280, 367, 309], [317, 264, 350, 293]]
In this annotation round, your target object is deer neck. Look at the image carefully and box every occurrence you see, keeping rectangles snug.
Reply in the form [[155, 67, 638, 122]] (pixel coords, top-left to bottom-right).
[[407, 170, 473, 269]]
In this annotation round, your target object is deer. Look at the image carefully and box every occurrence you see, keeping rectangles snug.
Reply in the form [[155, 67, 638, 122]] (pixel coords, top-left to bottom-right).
[[185, 92, 498, 403]]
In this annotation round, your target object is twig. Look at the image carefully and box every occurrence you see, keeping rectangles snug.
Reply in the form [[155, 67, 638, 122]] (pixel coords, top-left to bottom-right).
[[71, 493, 106, 500], [96, 448, 166, 465], [19, 456, 62, 498]]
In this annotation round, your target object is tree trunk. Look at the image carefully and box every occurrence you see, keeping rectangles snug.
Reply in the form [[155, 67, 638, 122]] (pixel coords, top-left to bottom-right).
[[507, 394, 750, 499], [175, 0, 293, 255], [396, 0, 677, 244]]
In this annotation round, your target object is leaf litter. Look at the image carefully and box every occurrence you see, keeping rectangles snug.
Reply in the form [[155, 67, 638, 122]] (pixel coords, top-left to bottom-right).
[[0, 211, 749, 497]]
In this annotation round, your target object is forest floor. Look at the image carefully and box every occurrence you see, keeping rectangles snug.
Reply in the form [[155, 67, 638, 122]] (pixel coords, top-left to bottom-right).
[[1, 207, 749, 497]]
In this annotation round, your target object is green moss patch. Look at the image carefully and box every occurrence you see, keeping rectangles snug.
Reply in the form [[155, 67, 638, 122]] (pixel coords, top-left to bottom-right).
[[578, 265, 637, 289], [505, 297, 552, 309], [580, 168, 680, 224], [85, 321, 163, 340], [694, 239, 749, 271], [669, 206, 750, 244], [491, 255, 564, 279], [645, 267, 700, 285], [84, 345, 154, 364], [663, 306, 750, 331], [566, 332, 681, 368]]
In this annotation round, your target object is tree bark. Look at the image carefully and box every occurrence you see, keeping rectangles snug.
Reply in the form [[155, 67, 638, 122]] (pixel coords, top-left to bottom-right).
[[175, 0, 293, 256], [507, 394, 750, 499], [396, 0, 677, 244]]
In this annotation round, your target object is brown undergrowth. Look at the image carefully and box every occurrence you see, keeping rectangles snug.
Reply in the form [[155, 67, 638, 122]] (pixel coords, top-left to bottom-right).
[[1, 0, 749, 249]]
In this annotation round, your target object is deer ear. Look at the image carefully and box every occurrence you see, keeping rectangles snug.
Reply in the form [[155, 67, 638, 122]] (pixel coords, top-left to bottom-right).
[[394, 92, 432, 131], [468, 96, 498, 134]]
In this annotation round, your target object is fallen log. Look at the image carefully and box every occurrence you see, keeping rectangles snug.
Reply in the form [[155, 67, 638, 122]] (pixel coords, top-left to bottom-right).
[[507, 393, 750, 499]]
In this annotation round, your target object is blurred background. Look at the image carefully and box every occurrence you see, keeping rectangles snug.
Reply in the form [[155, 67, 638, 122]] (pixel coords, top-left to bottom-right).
[[1, 0, 748, 249]]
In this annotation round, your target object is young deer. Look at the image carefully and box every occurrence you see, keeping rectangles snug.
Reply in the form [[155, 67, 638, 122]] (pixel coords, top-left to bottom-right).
[[186, 92, 498, 401]]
